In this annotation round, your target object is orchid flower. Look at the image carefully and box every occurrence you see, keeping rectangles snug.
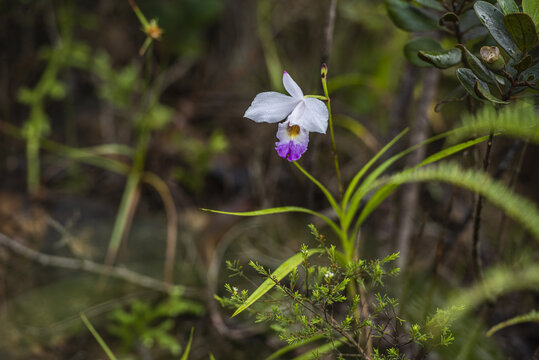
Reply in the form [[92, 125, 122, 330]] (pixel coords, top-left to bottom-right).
[[244, 71, 329, 161]]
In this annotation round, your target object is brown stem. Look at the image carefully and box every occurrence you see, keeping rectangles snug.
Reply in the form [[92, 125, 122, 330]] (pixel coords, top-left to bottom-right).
[[0, 232, 194, 295], [472, 133, 494, 281]]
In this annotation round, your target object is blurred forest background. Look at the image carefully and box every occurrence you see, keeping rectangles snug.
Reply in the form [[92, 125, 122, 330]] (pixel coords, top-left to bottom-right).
[[0, 0, 538, 359]]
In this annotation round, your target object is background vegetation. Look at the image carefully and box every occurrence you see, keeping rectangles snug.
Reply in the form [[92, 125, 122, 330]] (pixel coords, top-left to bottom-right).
[[0, 0, 537, 359]]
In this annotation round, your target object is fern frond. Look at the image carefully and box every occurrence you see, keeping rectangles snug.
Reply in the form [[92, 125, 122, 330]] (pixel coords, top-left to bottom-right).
[[374, 162, 539, 239], [450, 102, 539, 143], [486, 310, 539, 337]]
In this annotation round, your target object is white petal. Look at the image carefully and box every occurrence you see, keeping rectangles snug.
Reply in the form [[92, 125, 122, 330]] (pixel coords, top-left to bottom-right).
[[286, 100, 306, 126], [244, 92, 300, 123], [283, 71, 304, 99], [297, 98, 329, 134]]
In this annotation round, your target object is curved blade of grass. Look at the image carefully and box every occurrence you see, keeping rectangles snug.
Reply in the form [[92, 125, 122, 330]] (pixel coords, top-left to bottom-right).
[[343, 130, 451, 230], [232, 249, 322, 317], [80, 312, 118, 360], [201, 207, 343, 239], [487, 310, 539, 337], [293, 161, 340, 217], [291, 337, 345, 360], [335, 114, 380, 152], [353, 135, 491, 231], [342, 128, 409, 212], [180, 327, 195, 360], [265, 335, 324, 360], [373, 162, 539, 239]]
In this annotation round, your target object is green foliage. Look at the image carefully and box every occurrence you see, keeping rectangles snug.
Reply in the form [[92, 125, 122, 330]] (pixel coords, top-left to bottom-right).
[[503, 13, 538, 52], [219, 231, 458, 358], [486, 310, 539, 336], [172, 130, 228, 193], [450, 102, 539, 143], [378, 162, 539, 239], [106, 291, 204, 356]]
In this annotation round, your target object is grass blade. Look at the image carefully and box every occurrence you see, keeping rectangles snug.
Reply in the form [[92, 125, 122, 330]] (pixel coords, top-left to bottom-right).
[[202, 207, 343, 239], [232, 249, 322, 317], [80, 312, 118, 360], [487, 310, 539, 337], [180, 327, 195, 360]]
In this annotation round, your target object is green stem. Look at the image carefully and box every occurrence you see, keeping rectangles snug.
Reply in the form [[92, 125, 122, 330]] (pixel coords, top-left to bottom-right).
[[80, 313, 118, 360], [321, 66, 343, 199]]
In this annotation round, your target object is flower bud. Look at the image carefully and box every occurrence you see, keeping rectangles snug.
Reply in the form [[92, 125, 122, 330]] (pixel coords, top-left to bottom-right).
[[321, 63, 328, 79], [480, 46, 505, 71]]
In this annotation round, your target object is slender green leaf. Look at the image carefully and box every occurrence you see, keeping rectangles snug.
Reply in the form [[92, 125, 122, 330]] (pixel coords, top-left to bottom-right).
[[523, 0, 539, 25], [180, 328, 195, 360], [355, 136, 490, 230], [80, 313, 118, 360], [201, 206, 343, 238], [474, 1, 518, 58], [343, 131, 451, 230], [209, 353, 216, 360], [497, 0, 519, 14], [404, 37, 442, 67], [342, 128, 409, 212], [504, 13, 539, 52], [386, 0, 439, 32], [418, 48, 462, 69], [265, 335, 324, 360], [291, 337, 346, 360], [487, 310, 539, 336], [232, 249, 323, 317], [377, 162, 539, 239], [293, 161, 341, 217], [450, 101, 539, 143]]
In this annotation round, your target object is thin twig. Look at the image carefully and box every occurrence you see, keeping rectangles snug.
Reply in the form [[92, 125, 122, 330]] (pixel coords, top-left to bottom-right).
[[472, 133, 494, 281], [0, 232, 193, 295], [321, 0, 338, 65]]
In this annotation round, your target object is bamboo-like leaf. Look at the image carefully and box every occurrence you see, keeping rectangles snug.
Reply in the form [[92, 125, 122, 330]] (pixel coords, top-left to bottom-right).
[[293, 161, 341, 217], [265, 335, 324, 360], [376, 162, 539, 239], [450, 102, 539, 143], [232, 249, 323, 317], [343, 131, 451, 230], [354, 136, 490, 231], [448, 263, 539, 315], [201, 207, 342, 238], [180, 327, 195, 360], [343, 128, 409, 212], [291, 337, 346, 360], [487, 310, 539, 336]]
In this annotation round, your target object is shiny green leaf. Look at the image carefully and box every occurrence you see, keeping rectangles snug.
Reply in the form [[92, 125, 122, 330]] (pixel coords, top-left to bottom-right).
[[514, 54, 533, 72], [232, 249, 323, 317], [474, 81, 509, 104], [474, 1, 518, 58], [456, 68, 487, 101], [503, 13, 539, 52], [439, 12, 459, 25], [523, 0, 539, 25], [386, 0, 439, 32], [497, 0, 519, 14], [457, 45, 498, 84], [404, 37, 442, 67], [418, 48, 462, 69]]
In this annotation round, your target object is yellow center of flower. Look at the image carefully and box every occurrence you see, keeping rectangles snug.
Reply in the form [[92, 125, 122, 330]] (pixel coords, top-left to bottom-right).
[[287, 125, 301, 139], [146, 24, 163, 39]]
